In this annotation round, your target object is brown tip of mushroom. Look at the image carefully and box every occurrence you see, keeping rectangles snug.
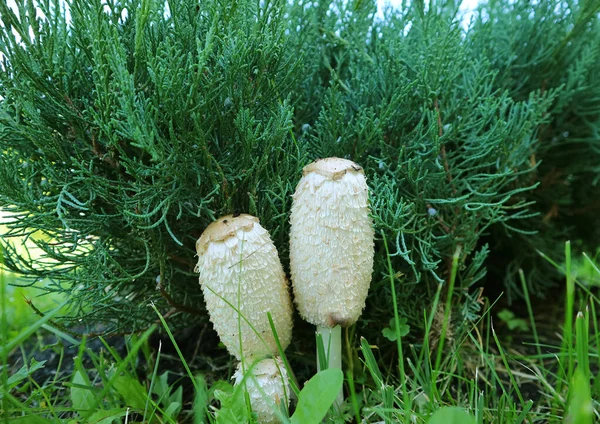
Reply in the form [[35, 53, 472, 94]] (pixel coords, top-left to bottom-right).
[[325, 313, 353, 328], [196, 214, 258, 254], [302, 157, 364, 180]]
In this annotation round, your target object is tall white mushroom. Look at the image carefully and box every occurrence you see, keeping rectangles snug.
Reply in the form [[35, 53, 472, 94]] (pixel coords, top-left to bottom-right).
[[195, 213, 293, 361], [233, 356, 291, 424], [289, 157, 374, 405]]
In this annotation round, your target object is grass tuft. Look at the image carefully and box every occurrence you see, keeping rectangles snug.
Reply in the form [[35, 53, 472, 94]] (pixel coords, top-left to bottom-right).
[[2, 242, 600, 422]]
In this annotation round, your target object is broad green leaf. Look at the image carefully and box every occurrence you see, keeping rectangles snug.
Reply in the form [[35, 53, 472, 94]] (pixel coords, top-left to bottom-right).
[[153, 371, 170, 399], [88, 409, 130, 424], [208, 380, 233, 401], [428, 407, 476, 424], [382, 318, 410, 341], [7, 358, 46, 388], [164, 401, 182, 419], [151, 370, 183, 415], [169, 385, 183, 406], [71, 369, 95, 412], [497, 309, 529, 332], [215, 383, 249, 424], [8, 417, 55, 424], [113, 374, 147, 410], [290, 368, 343, 424], [565, 368, 593, 424]]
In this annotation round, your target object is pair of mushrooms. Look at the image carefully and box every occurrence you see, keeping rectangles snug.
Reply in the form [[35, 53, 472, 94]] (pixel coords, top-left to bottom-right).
[[195, 158, 375, 423]]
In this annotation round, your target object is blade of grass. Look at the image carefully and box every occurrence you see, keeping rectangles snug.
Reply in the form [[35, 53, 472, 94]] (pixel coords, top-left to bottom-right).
[[475, 388, 483, 424], [144, 340, 162, 421], [565, 368, 593, 424], [575, 311, 589, 381], [382, 232, 410, 419], [266, 311, 296, 419], [79, 325, 157, 422], [590, 302, 600, 394], [1, 250, 10, 424], [268, 312, 300, 396], [514, 399, 534, 424], [360, 338, 383, 386], [0, 298, 69, 357], [435, 246, 461, 372], [563, 241, 575, 389], [26, 372, 59, 421], [582, 252, 599, 276], [345, 367, 361, 424], [536, 249, 563, 270], [343, 328, 360, 423], [151, 303, 202, 394], [467, 332, 511, 400], [193, 374, 209, 424], [416, 285, 442, 401], [40, 324, 80, 346], [491, 323, 526, 406], [316, 332, 327, 371], [518, 270, 542, 360], [356, 337, 394, 423]]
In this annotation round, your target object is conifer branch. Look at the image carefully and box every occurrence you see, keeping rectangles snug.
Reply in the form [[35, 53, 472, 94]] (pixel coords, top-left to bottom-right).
[[434, 97, 456, 196], [0, 0, 597, 333], [158, 282, 205, 316]]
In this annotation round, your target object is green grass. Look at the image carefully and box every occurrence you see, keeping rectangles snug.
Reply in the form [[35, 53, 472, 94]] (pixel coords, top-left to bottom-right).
[[1, 273, 69, 334], [1, 242, 599, 423]]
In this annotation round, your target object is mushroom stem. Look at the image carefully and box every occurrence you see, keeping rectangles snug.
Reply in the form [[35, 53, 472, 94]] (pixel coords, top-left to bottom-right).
[[317, 324, 343, 408]]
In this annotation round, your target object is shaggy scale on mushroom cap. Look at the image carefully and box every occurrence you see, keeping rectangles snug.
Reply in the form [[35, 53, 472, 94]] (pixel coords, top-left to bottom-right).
[[195, 214, 293, 360], [290, 158, 375, 328], [233, 357, 290, 424]]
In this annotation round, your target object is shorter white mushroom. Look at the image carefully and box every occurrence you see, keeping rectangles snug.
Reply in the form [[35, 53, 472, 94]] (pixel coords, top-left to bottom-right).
[[233, 357, 291, 424], [195, 214, 293, 360]]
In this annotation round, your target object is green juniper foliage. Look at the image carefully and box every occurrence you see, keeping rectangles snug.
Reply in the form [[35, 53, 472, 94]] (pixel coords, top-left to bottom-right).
[[466, 0, 600, 298], [0, 0, 598, 344]]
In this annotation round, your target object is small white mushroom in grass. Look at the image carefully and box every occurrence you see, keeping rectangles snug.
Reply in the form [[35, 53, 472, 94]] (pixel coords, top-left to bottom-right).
[[290, 157, 375, 406], [233, 357, 291, 424], [195, 214, 293, 360]]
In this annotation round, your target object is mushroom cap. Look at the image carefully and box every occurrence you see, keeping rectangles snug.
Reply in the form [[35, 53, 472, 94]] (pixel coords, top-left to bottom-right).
[[195, 214, 293, 360], [233, 357, 291, 424], [302, 157, 364, 180], [290, 158, 375, 328], [196, 214, 257, 255]]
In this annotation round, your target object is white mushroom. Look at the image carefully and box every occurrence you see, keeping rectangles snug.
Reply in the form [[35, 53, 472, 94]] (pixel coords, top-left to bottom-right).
[[289, 157, 374, 404], [233, 356, 291, 424], [195, 214, 293, 360]]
